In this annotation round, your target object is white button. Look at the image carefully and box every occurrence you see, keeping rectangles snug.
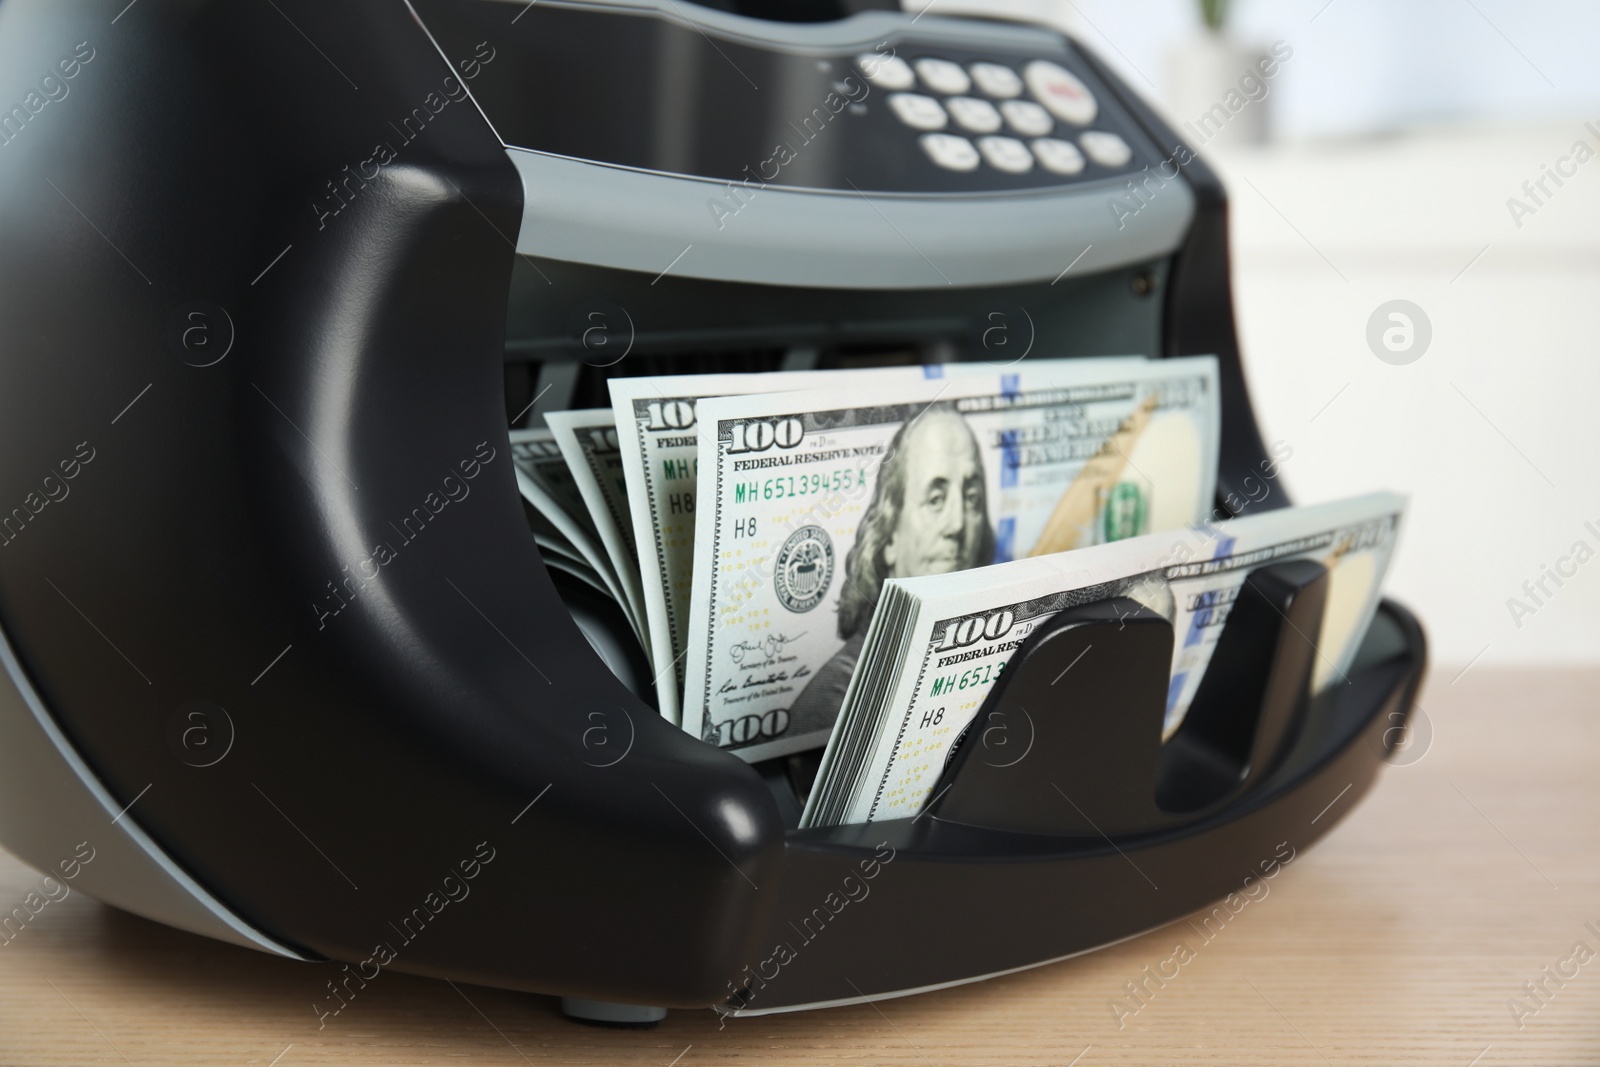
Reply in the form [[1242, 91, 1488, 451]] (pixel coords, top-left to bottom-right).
[[969, 62, 1023, 99], [946, 97, 1002, 134], [1023, 60, 1098, 125], [920, 133, 980, 171], [977, 136, 1033, 173], [999, 99, 1052, 137], [1080, 130, 1133, 167], [856, 53, 914, 90], [888, 92, 947, 131], [1032, 137, 1085, 175], [915, 58, 971, 95]]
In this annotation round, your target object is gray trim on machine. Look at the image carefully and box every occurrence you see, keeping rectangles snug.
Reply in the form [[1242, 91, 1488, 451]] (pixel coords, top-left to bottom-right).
[[0, 624, 307, 959], [507, 147, 1195, 288]]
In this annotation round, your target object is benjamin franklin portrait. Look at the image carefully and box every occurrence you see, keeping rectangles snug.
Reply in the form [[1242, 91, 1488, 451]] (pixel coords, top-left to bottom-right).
[[787, 405, 996, 738]]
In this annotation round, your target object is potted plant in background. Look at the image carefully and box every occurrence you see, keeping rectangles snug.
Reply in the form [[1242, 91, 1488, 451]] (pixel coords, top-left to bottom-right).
[[1165, 0, 1273, 149]]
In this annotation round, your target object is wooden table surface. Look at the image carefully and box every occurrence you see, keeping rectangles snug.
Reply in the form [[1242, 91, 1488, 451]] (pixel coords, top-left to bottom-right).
[[1, 666, 1595, 1066]]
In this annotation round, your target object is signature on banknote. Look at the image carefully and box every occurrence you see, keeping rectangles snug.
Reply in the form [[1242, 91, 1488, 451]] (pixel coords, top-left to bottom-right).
[[729, 632, 805, 665]]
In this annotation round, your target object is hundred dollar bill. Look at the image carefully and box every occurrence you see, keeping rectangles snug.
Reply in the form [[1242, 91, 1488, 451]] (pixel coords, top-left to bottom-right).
[[610, 359, 1148, 724], [611, 369, 947, 724], [681, 357, 1222, 761], [509, 428, 641, 640], [799, 491, 1407, 828], [544, 409, 649, 655]]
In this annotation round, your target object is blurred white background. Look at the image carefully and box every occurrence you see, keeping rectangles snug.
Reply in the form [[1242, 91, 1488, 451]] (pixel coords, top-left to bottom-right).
[[916, 0, 1600, 668]]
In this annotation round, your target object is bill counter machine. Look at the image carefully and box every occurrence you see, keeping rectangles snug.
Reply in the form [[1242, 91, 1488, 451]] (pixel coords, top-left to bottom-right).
[[0, 0, 1425, 1023]]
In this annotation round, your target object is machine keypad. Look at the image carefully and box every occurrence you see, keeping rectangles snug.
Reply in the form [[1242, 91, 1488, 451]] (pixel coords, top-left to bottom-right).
[[999, 99, 1053, 137], [1022, 60, 1098, 126], [1080, 130, 1132, 167], [946, 96, 1003, 134], [977, 136, 1034, 173], [863, 49, 1138, 183], [968, 61, 1024, 99], [857, 53, 916, 90], [920, 133, 981, 171], [914, 57, 972, 95], [1032, 137, 1086, 175], [888, 92, 948, 131]]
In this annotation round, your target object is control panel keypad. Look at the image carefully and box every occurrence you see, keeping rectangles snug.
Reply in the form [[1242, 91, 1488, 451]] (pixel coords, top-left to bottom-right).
[[856, 53, 915, 90], [947, 96, 1003, 134], [920, 132, 981, 171], [999, 99, 1052, 137], [888, 92, 948, 131], [864, 50, 1139, 183], [1079, 130, 1132, 167], [977, 136, 1033, 174], [1032, 137, 1086, 175], [1022, 60, 1098, 126], [915, 57, 972, 95], [969, 61, 1024, 99]]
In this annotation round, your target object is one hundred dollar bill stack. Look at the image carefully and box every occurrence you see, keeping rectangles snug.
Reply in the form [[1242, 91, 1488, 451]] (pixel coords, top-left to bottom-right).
[[799, 491, 1406, 827]]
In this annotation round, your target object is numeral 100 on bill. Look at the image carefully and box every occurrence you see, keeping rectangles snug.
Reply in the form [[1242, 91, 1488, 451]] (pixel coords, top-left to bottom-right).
[[935, 609, 1015, 651]]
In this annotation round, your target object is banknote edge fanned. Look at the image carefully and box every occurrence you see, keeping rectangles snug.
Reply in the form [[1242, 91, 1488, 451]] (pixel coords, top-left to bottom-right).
[[545, 412, 638, 559], [810, 590, 897, 824], [611, 386, 688, 724], [513, 467, 658, 655], [544, 411, 650, 649], [579, 443, 652, 640], [687, 421, 727, 745], [510, 429, 608, 547], [800, 585, 919, 827], [842, 590, 921, 825], [632, 412, 687, 679], [511, 467, 628, 606]]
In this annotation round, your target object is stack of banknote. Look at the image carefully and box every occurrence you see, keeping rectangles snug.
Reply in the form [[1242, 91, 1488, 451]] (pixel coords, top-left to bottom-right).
[[507, 355, 1405, 826], [798, 491, 1404, 827]]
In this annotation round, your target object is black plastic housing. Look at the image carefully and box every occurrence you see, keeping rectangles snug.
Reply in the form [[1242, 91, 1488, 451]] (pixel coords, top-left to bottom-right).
[[0, 0, 1425, 1015]]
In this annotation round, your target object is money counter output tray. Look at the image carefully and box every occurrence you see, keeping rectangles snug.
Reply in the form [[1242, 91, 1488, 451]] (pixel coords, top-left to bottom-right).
[[0, 0, 1425, 1024]]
